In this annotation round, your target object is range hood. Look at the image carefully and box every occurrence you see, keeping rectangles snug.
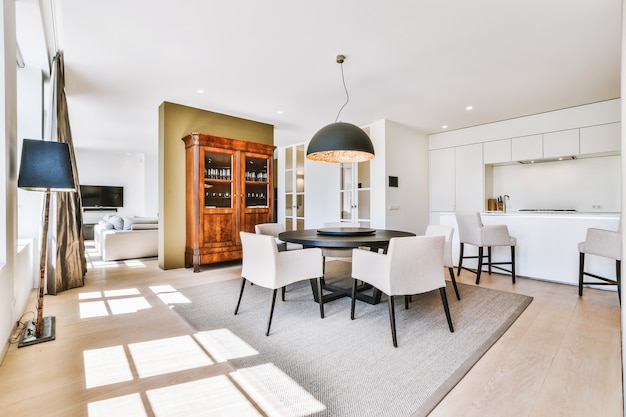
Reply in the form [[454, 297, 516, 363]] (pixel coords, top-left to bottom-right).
[[518, 156, 576, 164]]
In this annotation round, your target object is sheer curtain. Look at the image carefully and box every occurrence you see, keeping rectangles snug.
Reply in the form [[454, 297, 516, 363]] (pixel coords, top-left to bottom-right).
[[46, 51, 86, 294]]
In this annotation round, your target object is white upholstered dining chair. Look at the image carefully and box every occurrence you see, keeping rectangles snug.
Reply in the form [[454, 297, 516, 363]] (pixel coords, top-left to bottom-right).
[[455, 212, 516, 285], [350, 235, 454, 347], [236, 232, 325, 335], [425, 224, 460, 300], [254, 222, 303, 251], [578, 224, 622, 302]]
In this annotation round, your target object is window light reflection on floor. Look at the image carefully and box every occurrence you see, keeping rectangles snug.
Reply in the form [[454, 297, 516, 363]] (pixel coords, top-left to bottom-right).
[[150, 285, 192, 304], [79, 291, 104, 300], [104, 288, 141, 297], [84, 345, 134, 388], [194, 329, 259, 362], [88, 393, 148, 417], [231, 363, 326, 417], [79, 300, 109, 318], [107, 297, 151, 315], [128, 335, 214, 378], [146, 375, 263, 417]]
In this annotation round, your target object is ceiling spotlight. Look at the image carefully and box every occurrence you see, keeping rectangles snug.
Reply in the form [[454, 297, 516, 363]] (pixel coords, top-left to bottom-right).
[[466, 106, 473, 111]]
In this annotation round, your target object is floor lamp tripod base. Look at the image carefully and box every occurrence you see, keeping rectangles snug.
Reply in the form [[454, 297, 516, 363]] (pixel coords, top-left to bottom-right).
[[18, 316, 56, 348]]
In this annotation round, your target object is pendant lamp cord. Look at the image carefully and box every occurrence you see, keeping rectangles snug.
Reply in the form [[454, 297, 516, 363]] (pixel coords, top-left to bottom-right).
[[334, 61, 350, 123]]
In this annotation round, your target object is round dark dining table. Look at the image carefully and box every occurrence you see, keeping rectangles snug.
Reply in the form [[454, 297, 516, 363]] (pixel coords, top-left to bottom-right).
[[278, 227, 416, 253], [278, 227, 416, 305]]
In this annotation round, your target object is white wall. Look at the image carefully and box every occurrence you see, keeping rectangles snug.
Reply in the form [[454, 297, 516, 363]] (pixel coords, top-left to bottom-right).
[[1, 0, 19, 359], [75, 149, 158, 218], [377, 120, 430, 234], [16, 65, 43, 296]]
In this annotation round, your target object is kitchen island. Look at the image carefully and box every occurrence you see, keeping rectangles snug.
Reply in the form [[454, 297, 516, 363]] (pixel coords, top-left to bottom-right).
[[440, 211, 620, 287]]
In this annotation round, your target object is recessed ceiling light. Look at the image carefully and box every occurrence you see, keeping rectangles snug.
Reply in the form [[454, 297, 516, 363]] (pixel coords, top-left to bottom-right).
[[466, 106, 473, 111], [277, 110, 284, 115], [441, 125, 448, 129], [197, 89, 204, 94]]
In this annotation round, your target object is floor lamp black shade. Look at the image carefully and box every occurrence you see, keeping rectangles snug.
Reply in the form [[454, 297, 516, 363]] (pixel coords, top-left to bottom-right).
[[18, 139, 76, 191], [306, 122, 375, 163], [17, 139, 76, 347]]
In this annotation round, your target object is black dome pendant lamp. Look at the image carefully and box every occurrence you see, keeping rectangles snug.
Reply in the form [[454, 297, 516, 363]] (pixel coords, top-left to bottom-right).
[[306, 55, 375, 163]]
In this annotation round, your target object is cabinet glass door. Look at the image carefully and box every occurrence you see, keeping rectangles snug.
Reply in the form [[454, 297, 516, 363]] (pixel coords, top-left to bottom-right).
[[244, 156, 269, 207], [284, 144, 305, 231], [340, 163, 355, 221], [340, 161, 371, 226], [203, 151, 233, 208]]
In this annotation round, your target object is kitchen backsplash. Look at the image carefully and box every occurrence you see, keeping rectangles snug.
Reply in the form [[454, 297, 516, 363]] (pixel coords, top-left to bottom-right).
[[491, 155, 620, 212]]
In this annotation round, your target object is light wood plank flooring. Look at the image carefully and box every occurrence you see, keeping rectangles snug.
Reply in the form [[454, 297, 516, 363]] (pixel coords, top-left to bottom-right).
[[0, 248, 622, 417]]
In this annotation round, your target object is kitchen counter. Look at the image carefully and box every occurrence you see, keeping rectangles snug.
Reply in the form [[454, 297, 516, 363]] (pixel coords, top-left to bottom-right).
[[440, 212, 620, 287]]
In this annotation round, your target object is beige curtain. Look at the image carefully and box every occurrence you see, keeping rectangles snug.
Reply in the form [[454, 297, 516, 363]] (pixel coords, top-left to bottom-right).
[[46, 52, 87, 294]]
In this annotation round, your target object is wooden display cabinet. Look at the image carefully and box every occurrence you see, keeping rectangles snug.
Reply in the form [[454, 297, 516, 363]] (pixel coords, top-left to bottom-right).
[[182, 132, 275, 272]]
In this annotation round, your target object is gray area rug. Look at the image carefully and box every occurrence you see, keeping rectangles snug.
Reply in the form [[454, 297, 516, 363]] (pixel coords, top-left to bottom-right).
[[173, 261, 533, 417]]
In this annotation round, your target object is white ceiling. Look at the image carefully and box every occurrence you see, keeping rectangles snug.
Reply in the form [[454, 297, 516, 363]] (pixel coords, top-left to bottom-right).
[[16, 0, 621, 154]]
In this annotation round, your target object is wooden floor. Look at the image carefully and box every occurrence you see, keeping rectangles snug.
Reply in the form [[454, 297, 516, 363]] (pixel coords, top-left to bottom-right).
[[0, 247, 622, 417]]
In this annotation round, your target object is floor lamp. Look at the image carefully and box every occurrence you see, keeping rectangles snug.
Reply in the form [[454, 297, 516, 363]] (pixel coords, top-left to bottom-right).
[[17, 139, 76, 347]]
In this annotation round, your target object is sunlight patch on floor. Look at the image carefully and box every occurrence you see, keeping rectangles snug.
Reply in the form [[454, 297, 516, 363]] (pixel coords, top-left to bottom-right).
[[194, 329, 259, 362], [150, 285, 192, 304], [147, 375, 263, 417], [78, 288, 152, 318], [79, 300, 109, 318], [88, 393, 147, 417], [231, 363, 326, 417], [128, 335, 214, 378], [84, 345, 134, 388]]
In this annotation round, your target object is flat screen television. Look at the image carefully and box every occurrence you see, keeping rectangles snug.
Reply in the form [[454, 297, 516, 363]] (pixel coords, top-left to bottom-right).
[[80, 185, 124, 208]]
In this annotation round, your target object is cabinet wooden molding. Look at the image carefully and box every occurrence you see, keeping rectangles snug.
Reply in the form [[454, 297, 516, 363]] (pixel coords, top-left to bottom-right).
[[182, 132, 275, 272]]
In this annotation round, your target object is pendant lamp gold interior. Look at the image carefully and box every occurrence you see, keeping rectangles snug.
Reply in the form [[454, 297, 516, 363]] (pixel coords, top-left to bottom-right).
[[306, 55, 375, 163]]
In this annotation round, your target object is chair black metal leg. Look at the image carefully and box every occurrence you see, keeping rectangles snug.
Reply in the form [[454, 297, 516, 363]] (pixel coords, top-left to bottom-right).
[[448, 267, 460, 300], [578, 252, 585, 296], [487, 247, 492, 274], [350, 279, 357, 320], [457, 243, 464, 276], [511, 245, 516, 284], [317, 277, 325, 318], [439, 287, 454, 332], [476, 247, 484, 284], [388, 295, 398, 348], [234, 277, 247, 315], [281, 286, 286, 301], [265, 289, 278, 336], [404, 295, 410, 309]]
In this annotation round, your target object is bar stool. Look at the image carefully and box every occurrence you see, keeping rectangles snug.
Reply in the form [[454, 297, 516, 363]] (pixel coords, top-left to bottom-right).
[[455, 212, 517, 284], [578, 225, 621, 303]]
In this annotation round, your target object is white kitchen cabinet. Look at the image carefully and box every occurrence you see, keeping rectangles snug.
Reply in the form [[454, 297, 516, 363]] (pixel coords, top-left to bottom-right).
[[430, 144, 483, 212], [455, 143, 484, 212], [483, 139, 511, 164], [543, 129, 579, 158], [511, 134, 543, 161], [580, 122, 621, 155], [429, 147, 455, 211]]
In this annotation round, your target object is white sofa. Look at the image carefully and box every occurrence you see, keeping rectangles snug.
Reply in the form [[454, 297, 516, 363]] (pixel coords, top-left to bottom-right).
[[93, 214, 158, 261]]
